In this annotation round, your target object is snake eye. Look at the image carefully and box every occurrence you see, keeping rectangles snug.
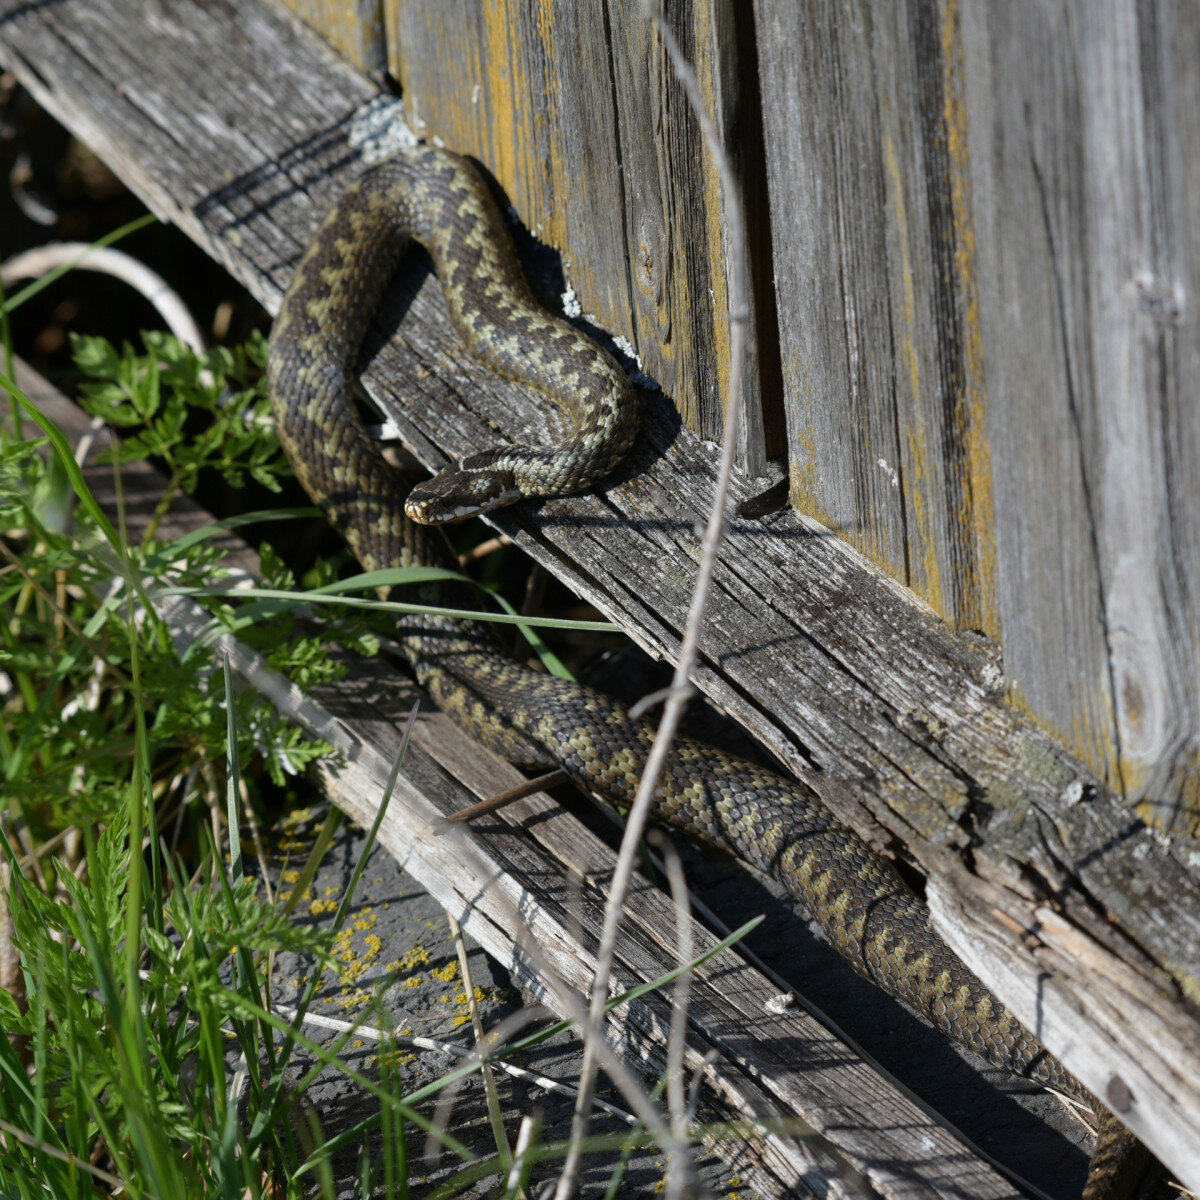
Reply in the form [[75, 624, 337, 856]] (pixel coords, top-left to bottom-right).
[[404, 470, 522, 524]]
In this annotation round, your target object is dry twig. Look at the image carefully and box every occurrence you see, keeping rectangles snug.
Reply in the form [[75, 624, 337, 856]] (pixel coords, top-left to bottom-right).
[[553, 4, 751, 1195]]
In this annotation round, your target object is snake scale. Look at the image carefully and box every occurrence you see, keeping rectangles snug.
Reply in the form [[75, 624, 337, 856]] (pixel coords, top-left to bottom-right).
[[268, 141, 1154, 1199]]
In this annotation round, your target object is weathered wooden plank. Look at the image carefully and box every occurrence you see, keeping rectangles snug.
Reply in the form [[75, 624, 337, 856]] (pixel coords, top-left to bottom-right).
[[754, 0, 1200, 832], [753, 0, 997, 635], [17, 364, 1032, 1199], [389, 0, 783, 471], [277, 0, 386, 75], [956, 0, 1200, 833], [3, 0, 1198, 1185]]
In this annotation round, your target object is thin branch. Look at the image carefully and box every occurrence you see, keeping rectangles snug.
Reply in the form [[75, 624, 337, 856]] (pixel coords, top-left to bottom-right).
[[441, 769, 570, 824], [554, 3, 751, 1195], [658, 834, 696, 1200], [448, 912, 516, 1189]]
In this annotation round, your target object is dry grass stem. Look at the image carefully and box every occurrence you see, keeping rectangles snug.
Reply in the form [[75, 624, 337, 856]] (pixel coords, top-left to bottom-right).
[[0, 243, 205, 352], [448, 912, 516, 1188], [657, 835, 696, 1123], [275, 1006, 638, 1125], [658, 835, 696, 1200], [441, 769, 570, 824], [507, 1111, 543, 1196], [553, 4, 750, 1195], [505, 917, 678, 1146], [458, 535, 513, 565]]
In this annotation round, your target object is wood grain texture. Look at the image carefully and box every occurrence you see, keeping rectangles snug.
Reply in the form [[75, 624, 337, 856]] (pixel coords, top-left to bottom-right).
[[19, 365, 1030, 1200], [389, 0, 784, 471], [754, 0, 997, 635], [755, 0, 1200, 830], [277, 0, 386, 75], [3, 0, 1198, 1185], [956, 0, 1200, 833]]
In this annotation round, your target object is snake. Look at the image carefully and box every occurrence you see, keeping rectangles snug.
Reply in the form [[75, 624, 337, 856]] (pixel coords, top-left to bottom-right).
[[267, 140, 1157, 1200]]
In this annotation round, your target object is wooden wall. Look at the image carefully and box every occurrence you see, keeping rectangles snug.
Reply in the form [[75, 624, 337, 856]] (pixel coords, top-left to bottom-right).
[[957, 1, 1200, 831], [388, 0, 783, 471], [277, 0, 386, 74], [755, 2, 997, 634], [279, 0, 1200, 830]]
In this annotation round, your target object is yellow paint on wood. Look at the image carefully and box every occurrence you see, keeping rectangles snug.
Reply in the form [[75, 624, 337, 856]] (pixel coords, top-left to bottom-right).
[[939, 0, 998, 635], [281, 0, 385, 74], [882, 132, 937, 606], [694, 3, 733, 433]]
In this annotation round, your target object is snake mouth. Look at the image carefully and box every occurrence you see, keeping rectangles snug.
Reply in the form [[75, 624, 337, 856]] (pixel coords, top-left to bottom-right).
[[404, 484, 524, 525]]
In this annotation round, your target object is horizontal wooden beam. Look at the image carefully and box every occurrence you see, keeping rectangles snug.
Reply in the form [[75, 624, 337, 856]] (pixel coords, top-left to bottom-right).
[[2, 0, 1197, 1187]]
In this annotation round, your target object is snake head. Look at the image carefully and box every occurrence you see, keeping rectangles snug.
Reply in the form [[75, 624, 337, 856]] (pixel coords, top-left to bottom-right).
[[404, 458, 523, 524]]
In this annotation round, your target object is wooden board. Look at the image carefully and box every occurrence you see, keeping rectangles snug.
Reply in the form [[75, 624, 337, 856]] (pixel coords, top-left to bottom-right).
[[3, 0, 1198, 1186], [388, 0, 784, 472], [753, 0, 997, 637], [754, 0, 1200, 830], [14, 362, 1037, 1199], [277, 0, 386, 75], [956, 0, 1200, 832]]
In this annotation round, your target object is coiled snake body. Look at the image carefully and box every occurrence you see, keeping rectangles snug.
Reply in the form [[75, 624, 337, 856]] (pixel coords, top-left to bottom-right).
[[269, 141, 1149, 1199]]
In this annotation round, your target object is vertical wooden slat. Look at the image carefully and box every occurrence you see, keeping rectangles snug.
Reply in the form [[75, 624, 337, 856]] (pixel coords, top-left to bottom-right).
[[387, 0, 781, 471], [756, 0, 1200, 826], [959, 0, 1200, 829], [754, 0, 996, 632], [278, 0, 386, 75]]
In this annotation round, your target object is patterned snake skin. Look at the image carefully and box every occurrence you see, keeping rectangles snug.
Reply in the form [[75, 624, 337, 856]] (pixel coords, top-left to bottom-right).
[[268, 141, 1150, 1199]]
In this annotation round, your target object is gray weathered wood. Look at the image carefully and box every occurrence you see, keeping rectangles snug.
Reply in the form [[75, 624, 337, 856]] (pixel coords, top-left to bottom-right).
[[18, 364, 1033, 1199], [754, 1, 1200, 834], [3, 0, 1198, 1186], [956, 0, 1200, 833], [277, 0, 386, 76], [754, 0, 998, 637], [389, 0, 782, 470]]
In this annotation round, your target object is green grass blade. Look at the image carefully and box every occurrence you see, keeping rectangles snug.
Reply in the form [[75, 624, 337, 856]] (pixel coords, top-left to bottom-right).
[[484, 587, 573, 679], [162, 584, 618, 631], [278, 806, 343, 920], [0, 375, 124, 553], [1, 213, 159, 316], [222, 654, 244, 884], [145, 507, 320, 566]]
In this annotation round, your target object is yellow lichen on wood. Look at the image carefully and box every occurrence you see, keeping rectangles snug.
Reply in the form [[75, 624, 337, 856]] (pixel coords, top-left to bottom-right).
[[882, 132, 938, 606], [786, 397, 840, 536], [480, 0, 529, 222], [939, 0, 998, 636], [904, 425, 944, 620], [1136, 751, 1200, 837], [390, 0, 562, 259], [1005, 666, 1123, 807], [280, 0, 385, 74], [693, 2, 732, 439], [532, 0, 568, 249], [390, 0, 755, 452]]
